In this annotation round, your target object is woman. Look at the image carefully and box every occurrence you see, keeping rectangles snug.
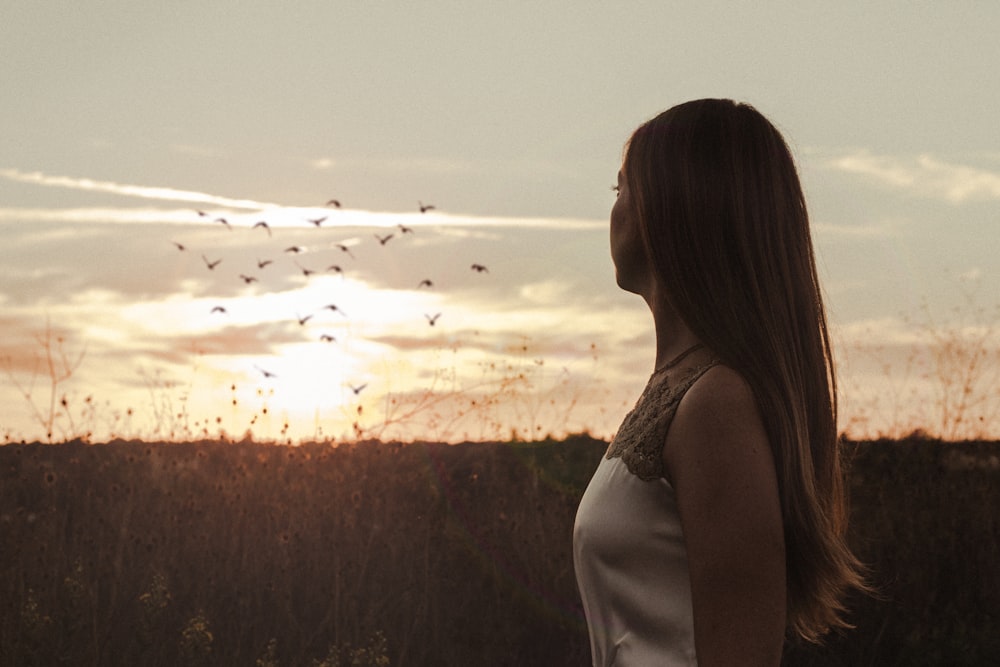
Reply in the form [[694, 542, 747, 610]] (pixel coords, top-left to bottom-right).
[[573, 99, 867, 666]]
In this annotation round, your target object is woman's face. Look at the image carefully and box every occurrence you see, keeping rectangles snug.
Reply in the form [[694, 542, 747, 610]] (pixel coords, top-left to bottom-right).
[[609, 167, 651, 296]]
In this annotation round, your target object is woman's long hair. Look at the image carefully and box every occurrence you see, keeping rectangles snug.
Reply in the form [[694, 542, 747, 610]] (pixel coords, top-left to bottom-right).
[[624, 99, 867, 642]]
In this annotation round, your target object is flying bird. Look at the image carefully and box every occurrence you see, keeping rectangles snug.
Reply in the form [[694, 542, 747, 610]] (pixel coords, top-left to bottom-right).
[[349, 383, 368, 395], [295, 263, 316, 277], [253, 221, 272, 236], [210, 306, 227, 314], [215, 217, 232, 230], [374, 233, 394, 246], [195, 210, 209, 217], [254, 365, 277, 379], [418, 201, 435, 213], [470, 263, 489, 273], [326, 265, 343, 274], [308, 216, 327, 227], [326, 199, 341, 208], [238, 274, 258, 284], [296, 313, 313, 326], [425, 312, 442, 326], [334, 243, 355, 259], [398, 224, 414, 234], [284, 246, 304, 253], [171, 241, 186, 251], [320, 334, 337, 343], [417, 279, 433, 288], [257, 258, 273, 269], [324, 304, 347, 317], [202, 255, 222, 270]]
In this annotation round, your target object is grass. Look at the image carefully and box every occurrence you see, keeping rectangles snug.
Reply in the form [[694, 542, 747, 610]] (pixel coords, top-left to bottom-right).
[[0, 437, 594, 665], [2, 434, 999, 666]]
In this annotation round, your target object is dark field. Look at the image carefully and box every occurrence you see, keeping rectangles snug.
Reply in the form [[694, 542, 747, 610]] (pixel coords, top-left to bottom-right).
[[2, 435, 998, 666]]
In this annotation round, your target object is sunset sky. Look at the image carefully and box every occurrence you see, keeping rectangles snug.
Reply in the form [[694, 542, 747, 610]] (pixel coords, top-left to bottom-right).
[[2, 2, 998, 442]]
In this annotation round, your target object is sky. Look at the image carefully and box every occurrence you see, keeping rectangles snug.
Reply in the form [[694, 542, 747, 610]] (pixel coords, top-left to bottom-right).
[[2, 1, 999, 442]]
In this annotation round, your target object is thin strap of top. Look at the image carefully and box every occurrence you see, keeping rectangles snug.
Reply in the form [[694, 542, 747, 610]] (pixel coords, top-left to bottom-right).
[[652, 343, 705, 376]]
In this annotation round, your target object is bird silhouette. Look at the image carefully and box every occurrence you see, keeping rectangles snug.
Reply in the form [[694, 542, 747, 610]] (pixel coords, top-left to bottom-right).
[[470, 263, 489, 273], [296, 313, 313, 326], [334, 243, 355, 259], [308, 216, 327, 227], [326, 265, 343, 274], [349, 383, 368, 395], [253, 221, 272, 236], [195, 210, 209, 217], [398, 224, 414, 234], [257, 258, 273, 269], [418, 201, 435, 213], [210, 306, 227, 314], [320, 334, 337, 343], [326, 199, 341, 208], [324, 304, 347, 317], [254, 365, 277, 379], [417, 279, 433, 288], [295, 263, 316, 277], [425, 312, 442, 326], [284, 246, 304, 253], [172, 241, 186, 251], [202, 255, 222, 270], [238, 274, 257, 284], [215, 217, 232, 230], [374, 233, 394, 246]]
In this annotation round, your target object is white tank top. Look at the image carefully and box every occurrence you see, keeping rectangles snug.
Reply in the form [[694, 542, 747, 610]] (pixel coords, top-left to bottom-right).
[[574, 360, 719, 666]]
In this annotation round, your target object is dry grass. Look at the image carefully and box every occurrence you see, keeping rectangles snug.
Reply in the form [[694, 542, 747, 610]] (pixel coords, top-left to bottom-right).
[[2, 435, 998, 665], [0, 437, 598, 666], [838, 287, 1000, 442]]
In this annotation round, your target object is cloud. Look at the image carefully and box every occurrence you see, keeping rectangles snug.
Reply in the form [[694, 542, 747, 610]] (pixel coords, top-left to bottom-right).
[[958, 267, 982, 282], [1, 167, 608, 231], [0, 315, 80, 375], [824, 151, 1000, 203], [151, 322, 308, 362], [0, 206, 198, 225], [309, 158, 335, 170], [0, 206, 605, 232], [0, 168, 281, 210]]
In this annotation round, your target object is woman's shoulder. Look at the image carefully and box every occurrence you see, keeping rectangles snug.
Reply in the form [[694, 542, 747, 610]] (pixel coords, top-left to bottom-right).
[[663, 363, 771, 484], [679, 363, 759, 422]]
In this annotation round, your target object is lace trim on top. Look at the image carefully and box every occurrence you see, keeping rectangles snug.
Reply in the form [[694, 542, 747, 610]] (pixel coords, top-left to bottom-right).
[[605, 360, 720, 481]]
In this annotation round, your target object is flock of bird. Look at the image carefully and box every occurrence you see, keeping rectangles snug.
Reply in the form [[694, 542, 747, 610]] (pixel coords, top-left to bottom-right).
[[168, 199, 491, 383]]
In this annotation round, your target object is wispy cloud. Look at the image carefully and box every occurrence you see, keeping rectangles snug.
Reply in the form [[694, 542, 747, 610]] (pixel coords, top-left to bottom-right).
[[0, 204, 606, 231], [2, 168, 608, 230], [0, 207, 197, 225], [958, 267, 982, 282], [824, 151, 1000, 203], [309, 158, 335, 170], [0, 168, 281, 210]]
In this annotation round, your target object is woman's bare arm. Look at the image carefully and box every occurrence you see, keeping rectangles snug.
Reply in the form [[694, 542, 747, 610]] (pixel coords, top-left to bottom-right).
[[664, 365, 786, 666]]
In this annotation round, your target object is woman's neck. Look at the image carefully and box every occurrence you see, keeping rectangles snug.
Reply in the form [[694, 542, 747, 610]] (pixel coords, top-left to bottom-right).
[[646, 286, 704, 372]]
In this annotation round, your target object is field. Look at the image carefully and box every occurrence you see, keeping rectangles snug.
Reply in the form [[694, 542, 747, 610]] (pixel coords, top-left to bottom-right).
[[2, 435, 998, 666]]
